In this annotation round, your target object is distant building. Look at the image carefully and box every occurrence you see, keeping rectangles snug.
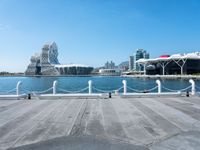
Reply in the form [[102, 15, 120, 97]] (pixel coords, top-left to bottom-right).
[[25, 42, 60, 76], [135, 49, 149, 71], [99, 69, 121, 76], [55, 64, 93, 75], [118, 61, 129, 71], [25, 42, 93, 76], [129, 56, 134, 70], [136, 52, 200, 75], [129, 49, 149, 71], [99, 61, 120, 76], [104, 61, 115, 69]]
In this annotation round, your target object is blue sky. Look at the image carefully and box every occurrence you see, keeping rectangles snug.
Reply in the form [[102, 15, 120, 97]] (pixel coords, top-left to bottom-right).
[[0, 0, 200, 72]]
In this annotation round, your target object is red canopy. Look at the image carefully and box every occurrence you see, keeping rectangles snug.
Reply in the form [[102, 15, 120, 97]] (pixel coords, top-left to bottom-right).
[[159, 55, 170, 58]]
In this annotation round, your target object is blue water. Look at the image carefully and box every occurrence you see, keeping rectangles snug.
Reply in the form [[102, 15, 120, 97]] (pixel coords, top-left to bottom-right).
[[0, 76, 199, 94]]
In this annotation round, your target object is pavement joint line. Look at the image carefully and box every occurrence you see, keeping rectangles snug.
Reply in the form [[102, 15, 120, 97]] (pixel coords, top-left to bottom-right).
[[67, 99, 86, 136], [158, 97, 200, 121], [83, 100, 89, 135], [110, 98, 152, 145], [127, 99, 160, 128], [41, 99, 74, 140], [133, 99, 183, 133], [127, 99, 166, 140], [141, 98, 195, 132], [9, 100, 64, 149], [86, 99, 105, 136], [0, 100, 48, 128], [147, 130, 189, 148], [36, 100, 73, 141], [0, 100, 57, 141], [99, 100, 109, 139]]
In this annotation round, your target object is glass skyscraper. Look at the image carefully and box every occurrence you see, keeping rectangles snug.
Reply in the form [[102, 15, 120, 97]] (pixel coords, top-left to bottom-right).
[[129, 49, 149, 71]]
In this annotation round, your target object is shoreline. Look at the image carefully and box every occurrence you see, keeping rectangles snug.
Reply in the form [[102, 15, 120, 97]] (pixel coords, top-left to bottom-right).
[[1, 74, 200, 80], [122, 74, 200, 80], [0, 74, 122, 77]]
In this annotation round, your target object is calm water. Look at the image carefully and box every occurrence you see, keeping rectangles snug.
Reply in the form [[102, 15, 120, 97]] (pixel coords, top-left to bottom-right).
[[0, 76, 199, 94]]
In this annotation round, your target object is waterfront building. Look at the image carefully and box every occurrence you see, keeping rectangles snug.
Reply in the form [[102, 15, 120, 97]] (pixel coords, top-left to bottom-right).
[[134, 49, 149, 71], [129, 56, 134, 70], [54, 64, 93, 75], [99, 61, 120, 76], [104, 61, 115, 69], [99, 69, 121, 76], [25, 42, 93, 76], [136, 52, 200, 75], [40, 42, 60, 75], [129, 49, 149, 71], [25, 42, 59, 75]]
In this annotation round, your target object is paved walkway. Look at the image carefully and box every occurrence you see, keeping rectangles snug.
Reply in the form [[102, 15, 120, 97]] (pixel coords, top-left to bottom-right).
[[0, 97, 200, 150]]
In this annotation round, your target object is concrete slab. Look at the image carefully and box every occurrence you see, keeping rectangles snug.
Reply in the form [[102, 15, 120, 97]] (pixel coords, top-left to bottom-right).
[[150, 131, 200, 150], [8, 135, 149, 150], [0, 97, 200, 150]]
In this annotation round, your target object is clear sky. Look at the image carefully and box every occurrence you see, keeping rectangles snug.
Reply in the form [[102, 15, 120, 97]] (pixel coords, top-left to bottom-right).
[[0, 0, 200, 72]]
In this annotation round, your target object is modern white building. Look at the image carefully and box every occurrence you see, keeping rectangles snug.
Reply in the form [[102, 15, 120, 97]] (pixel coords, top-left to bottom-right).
[[54, 64, 93, 75], [25, 42, 93, 76], [99, 69, 121, 76], [136, 52, 200, 75]]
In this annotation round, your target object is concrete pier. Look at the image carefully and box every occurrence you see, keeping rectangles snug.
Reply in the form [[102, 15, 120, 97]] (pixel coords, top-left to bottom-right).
[[0, 96, 200, 150]]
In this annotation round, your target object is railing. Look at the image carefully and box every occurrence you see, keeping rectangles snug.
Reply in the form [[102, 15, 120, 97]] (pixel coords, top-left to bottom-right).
[[0, 79, 199, 97], [0, 81, 23, 95]]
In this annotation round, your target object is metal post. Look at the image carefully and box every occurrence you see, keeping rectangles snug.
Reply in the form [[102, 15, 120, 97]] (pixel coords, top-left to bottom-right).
[[156, 80, 161, 94], [53, 81, 58, 95], [162, 64, 165, 75], [144, 63, 146, 75], [122, 80, 127, 94], [88, 80, 92, 94], [181, 66, 183, 75], [160, 63, 165, 75], [189, 79, 195, 95], [16, 81, 22, 96]]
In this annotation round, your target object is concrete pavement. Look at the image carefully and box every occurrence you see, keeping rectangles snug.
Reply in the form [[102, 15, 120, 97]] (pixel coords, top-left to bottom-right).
[[0, 96, 200, 149]]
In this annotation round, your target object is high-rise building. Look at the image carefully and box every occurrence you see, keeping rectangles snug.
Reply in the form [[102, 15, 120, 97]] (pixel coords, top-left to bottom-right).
[[104, 61, 115, 69], [135, 49, 149, 71], [129, 56, 134, 70], [110, 61, 115, 69], [105, 61, 109, 69], [129, 49, 149, 71]]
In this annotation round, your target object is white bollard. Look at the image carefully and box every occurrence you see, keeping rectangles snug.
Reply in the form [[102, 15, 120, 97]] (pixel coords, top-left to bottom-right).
[[53, 81, 58, 95], [88, 80, 92, 94], [16, 81, 22, 96], [189, 79, 195, 95], [122, 80, 127, 94], [156, 80, 161, 94]]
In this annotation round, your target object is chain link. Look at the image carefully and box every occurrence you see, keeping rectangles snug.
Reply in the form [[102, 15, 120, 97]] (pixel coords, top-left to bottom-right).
[[162, 85, 191, 92], [58, 87, 89, 93], [127, 86, 158, 93]]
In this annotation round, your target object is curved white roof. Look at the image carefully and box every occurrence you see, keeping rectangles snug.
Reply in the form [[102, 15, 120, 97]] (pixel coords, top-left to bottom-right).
[[54, 64, 92, 68], [136, 52, 200, 64]]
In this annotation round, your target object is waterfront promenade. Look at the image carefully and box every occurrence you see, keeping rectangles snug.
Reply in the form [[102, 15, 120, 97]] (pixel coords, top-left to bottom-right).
[[0, 96, 200, 150]]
